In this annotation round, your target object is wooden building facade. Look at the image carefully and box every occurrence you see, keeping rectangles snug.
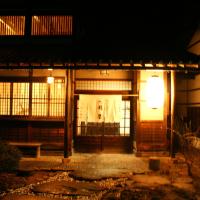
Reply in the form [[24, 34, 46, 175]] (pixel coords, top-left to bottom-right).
[[0, 5, 199, 157]]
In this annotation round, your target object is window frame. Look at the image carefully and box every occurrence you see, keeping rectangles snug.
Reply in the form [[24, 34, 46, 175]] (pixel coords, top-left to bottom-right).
[[0, 77, 65, 119]]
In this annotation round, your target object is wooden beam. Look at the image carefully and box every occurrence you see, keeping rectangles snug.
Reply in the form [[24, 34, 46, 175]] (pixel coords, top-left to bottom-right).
[[170, 70, 175, 157]]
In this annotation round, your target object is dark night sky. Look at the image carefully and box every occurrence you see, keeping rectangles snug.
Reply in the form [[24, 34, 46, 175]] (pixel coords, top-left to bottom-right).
[[74, 1, 200, 60]]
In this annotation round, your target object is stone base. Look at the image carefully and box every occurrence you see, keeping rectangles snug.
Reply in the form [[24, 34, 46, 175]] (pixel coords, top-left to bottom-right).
[[149, 157, 160, 171]]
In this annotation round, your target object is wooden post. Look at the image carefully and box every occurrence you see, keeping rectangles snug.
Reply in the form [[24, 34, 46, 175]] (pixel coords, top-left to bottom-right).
[[170, 71, 175, 157], [64, 69, 72, 158], [25, 11, 31, 39], [135, 70, 140, 155], [28, 70, 33, 142]]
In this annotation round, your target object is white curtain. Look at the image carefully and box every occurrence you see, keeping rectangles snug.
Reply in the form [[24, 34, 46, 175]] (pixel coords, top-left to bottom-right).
[[79, 95, 122, 123]]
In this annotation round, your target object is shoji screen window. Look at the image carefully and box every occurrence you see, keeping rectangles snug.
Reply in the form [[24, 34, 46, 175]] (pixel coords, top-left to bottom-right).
[[49, 79, 65, 117], [12, 83, 29, 116], [0, 82, 10, 115], [32, 79, 65, 118], [32, 83, 48, 116]]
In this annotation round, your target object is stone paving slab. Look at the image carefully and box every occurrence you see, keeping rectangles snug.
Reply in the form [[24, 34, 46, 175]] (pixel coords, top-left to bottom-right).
[[32, 180, 105, 196], [129, 175, 171, 186], [69, 168, 132, 181], [18, 154, 153, 181], [64, 154, 151, 180]]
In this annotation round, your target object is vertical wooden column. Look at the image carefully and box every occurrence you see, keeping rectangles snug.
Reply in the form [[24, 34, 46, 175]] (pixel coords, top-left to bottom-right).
[[132, 70, 137, 152], [136, 70, 140, 154], [64, 69, 72, 158], [29, 69, 33, 117], [25, 12, 31, 40], [71, 70, 75, 146], [28, 70, 33, 142], [170, 70, 175, 157]]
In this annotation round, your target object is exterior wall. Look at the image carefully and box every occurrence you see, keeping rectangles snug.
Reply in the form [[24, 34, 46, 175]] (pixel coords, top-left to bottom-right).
[[0, 68, 172, 154], [0, 69, 66, 154], [186, 74, 200, 131], [176, 73, 200, 131], [137, 70, 168, 152], [175, 74, 188, 117], [188, 27, 200, 56]]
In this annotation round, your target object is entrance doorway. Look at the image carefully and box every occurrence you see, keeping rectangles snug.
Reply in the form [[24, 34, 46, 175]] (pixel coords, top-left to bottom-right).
[[74, 95, 133, 153]]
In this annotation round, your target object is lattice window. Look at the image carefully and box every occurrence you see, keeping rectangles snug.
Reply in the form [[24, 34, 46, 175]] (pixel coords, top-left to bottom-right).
[[76, 80, 132, 91], [0, 78, 65, 118], [32, 79, 65, 117], [12, 83, 29, 116], [120, 101, 130, 136], [0, 16, 25, 36], [49, 79, 65, 117], [31, 16, 73, 36], [0, 82, 10, 115], [32, 83, 48, 116]]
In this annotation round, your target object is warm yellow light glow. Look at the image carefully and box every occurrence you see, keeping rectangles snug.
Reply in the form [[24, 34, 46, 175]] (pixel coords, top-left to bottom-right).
[[145, 63, 153, 67], [146, 75, 164, 109], [47, 76, 54, 84]]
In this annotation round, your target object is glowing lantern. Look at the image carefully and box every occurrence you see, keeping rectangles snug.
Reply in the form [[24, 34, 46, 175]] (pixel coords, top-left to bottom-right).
[[146, 75, 164, 109], [47, 76, 54, 84]]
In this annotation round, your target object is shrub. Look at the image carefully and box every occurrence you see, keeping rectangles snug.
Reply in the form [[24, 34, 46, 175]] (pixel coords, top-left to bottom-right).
[[0, 141, 22, 172]]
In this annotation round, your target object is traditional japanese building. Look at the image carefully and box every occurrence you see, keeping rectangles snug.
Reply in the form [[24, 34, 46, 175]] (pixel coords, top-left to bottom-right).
[[0, 1, 199, 157]]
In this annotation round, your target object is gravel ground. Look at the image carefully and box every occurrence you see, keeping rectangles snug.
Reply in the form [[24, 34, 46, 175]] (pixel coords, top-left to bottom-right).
[[0, 154, 199, 200]]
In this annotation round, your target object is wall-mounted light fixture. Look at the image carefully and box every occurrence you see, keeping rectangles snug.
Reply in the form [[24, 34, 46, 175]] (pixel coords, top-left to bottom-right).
[[146, 74, 164, 109], [100, 70, 109, 77], [47, 68, 54, 84], [47, 76, 54, 84]]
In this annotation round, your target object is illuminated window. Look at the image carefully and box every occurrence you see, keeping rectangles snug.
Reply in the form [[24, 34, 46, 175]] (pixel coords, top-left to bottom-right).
[[49, 79, 65, 117], [32, 79, 65, 117], [0, 78, 65, 118], [0, 16, 25, 36], [76, 80, 132, 91], [0, 82, 10, 115], [32, 83, 48, 116], [120, 101, 130, 136], [12, 83, 29, 116], [31, 16, 73, 35]]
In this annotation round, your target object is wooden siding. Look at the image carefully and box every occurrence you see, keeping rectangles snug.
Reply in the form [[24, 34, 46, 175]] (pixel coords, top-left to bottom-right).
[[0, 120, 64, 151], [187, 107, 200, 131], [136, 71, 168, 152], [137, 121, 168, 151]]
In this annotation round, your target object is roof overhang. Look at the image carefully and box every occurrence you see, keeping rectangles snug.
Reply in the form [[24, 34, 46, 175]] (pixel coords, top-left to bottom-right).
[[187, 26, 200, 56], [0, 61, 199, 71]]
